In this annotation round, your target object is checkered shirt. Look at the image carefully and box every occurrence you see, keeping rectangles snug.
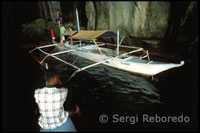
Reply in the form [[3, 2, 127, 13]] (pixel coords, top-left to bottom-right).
[[34, 86, 69, 129]]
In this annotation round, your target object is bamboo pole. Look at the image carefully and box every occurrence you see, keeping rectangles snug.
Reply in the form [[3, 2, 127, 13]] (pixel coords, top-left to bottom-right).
[[67, 47, 144, 81], [93, 39, 103, 54], [32, 43, 144, 82], [76, 8, 82, 46], [67, 57, 114, 82], [40, 54, 51, 64], [51, 49, 75, 56], [97, 41, 141, 49], [40, 49, 75, 64], [29, 47, 38, 54], [29, 44, 57, 54], [37, 48, 80, 70], [117, 31, 119, 55], [40, 47, 57, 64], [79, 48, 143, 71], [38, 44, 57, 49], [119, 36, 125, 47], [115, 36, 125, 52], [76, 8, 80, 32], [147, 50, 150, 61]]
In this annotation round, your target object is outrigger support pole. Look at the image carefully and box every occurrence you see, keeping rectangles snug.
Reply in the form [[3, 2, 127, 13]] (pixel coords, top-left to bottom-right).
[[46, 63, 48, 86], [67, 47, 144, 82], [76, 8, 80, 32], [29, 44, 57, 54], [93, 39, 103, 54], [146, 50, 150, 62], [67, 57, 114, 82], [76, 8, 82, 46], [119, 36, 125, 47], [117, 30, 119, 56], [37, 48, 80, 70]]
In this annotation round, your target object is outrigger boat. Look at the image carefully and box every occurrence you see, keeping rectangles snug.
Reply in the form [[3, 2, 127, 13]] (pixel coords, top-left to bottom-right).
[[29, 31, 184, 80], [29, 9, 184, 80]]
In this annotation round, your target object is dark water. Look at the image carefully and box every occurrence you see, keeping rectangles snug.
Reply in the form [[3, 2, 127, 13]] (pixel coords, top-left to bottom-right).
[[2, 43, 198, 132], [31, 47, 198, 131]]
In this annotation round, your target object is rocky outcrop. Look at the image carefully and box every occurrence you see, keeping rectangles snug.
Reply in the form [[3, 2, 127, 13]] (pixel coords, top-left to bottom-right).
[[85, 2, 96, 30], [14, 1, 197, 56], [85, 1, 170, 47]]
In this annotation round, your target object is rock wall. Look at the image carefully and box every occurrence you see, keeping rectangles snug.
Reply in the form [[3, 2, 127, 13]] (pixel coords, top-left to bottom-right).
[[7, 1, 196, 55], [38, 1, 62, 22], [85, 1, 171, 47]]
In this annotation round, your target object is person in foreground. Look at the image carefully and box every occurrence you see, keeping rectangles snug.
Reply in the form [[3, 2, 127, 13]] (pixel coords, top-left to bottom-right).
[[34, 69, 77, 132]]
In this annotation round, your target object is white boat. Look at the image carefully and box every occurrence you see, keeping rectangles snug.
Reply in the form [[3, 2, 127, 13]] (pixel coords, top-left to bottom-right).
[[67, 30, 184, 76], [29, 30, 184, 80], [29, 9, 184, 80]]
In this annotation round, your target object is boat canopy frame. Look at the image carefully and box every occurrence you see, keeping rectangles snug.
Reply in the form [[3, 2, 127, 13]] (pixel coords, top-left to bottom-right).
[[71, 30, 117, 40]]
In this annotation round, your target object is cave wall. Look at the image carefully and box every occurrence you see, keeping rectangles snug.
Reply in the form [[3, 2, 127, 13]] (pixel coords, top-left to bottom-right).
[[4, 1, 197, 55], [60, 1, 87, 27], [86, 1, 170, 37], [5, 1, 87, 30], [36, 1, 87, 27], [4, 1, 38, 30], [85, 1, 171, 47], [37, 1, 61, 22]]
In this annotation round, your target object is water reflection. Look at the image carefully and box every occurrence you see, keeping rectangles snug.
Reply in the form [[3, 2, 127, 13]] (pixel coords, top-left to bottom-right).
[[45, 53, 164, 115]]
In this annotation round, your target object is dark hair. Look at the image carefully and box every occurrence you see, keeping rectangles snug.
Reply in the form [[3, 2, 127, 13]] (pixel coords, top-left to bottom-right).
[[44, 69, 59, 83]]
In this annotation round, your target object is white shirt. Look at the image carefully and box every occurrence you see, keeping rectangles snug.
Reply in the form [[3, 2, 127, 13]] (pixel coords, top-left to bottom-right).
[[34, 86, 69, 129]]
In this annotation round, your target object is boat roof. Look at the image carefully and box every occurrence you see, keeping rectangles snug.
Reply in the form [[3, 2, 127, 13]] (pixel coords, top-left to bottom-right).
[[71, 30, 116, 40]]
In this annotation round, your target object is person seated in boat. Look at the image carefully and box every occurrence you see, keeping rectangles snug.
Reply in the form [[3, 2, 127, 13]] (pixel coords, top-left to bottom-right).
[[60, 24, 67, 47], [34, 69, 77, 132]]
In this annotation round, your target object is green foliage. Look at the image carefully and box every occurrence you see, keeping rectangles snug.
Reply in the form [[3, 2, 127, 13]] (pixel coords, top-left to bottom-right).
[[21, 19, 48, 43], [21, 19, 61, 43], [46, 21, 60, 39]]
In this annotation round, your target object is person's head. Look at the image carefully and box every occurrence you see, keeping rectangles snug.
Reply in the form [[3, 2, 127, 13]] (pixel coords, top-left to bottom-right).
[[44, 69, 62, 86], [56, 11, 60, 15], [56, 11, 60, 18]]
